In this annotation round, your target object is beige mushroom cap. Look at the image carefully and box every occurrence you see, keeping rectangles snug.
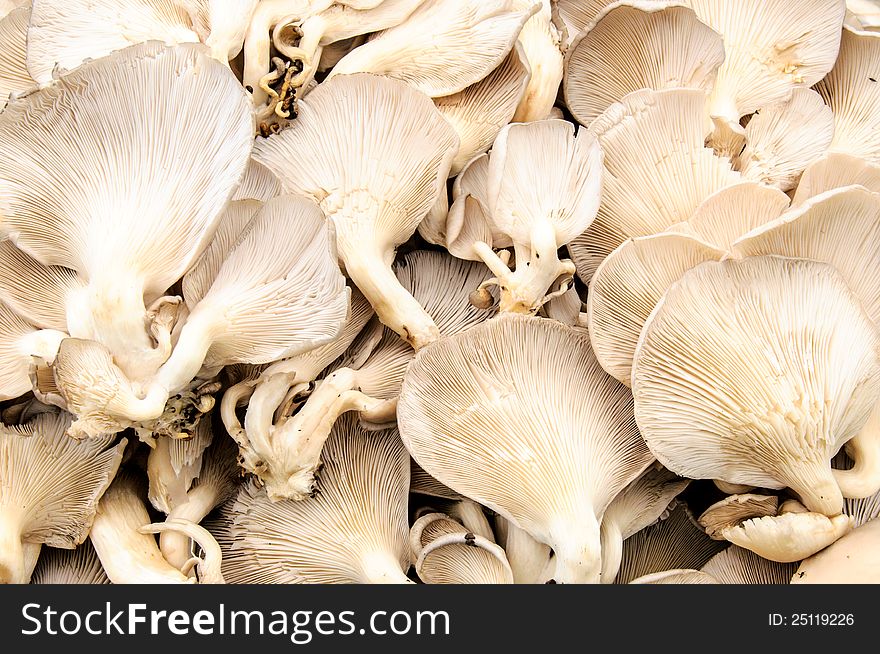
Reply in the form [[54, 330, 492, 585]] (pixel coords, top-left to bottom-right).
[[568, 87, 741, 284], [792, 516, 880, 583], [629, 569, 719, 584], [815, 25, 880, 164], [587, 232, 724, 386], [792, 153, 880, 206], [724, 510, 853, 563], [563, 1, 725, 126], [698, 494, 780, 540], [633, 255, 880, 516], [701, 545, 798, 584], [0, 6, 32, 105], [26, 0, 200, 84], [30, 541, 110, 585], [398, 314, 653, 583], [215, 416, 413, 584]]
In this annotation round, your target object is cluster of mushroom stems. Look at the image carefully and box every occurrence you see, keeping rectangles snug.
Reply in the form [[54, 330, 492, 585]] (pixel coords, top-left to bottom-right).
[[1, 0, 880, 586]]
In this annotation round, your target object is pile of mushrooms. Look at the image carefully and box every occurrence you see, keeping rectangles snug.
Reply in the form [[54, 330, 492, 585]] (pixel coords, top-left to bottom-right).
[[1, 0, 879, 585]]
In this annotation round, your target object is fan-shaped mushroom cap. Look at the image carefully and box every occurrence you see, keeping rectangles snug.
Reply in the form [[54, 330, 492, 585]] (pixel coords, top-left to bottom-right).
[[237, 250, 495, 500], [847, 0, 880, 29], [413, 498, 495, 542], [544, 284, 585, 327], [684, 182, 791, 251], [792, 516, 880, 583], [410, 513, 514, 584], [568, 88, 741, 283], [232, 160, 282, 202], [478, 119, 603, 314], [215, 416, 412, 584], [0, 42, 254, 394], [254, 73, 459, 349], [701, 545, 797, 584], [587, 232, 724, 386], [687, 0, 846, 138], [615, 502, 726, 584], [629, 569, 719, 584], [563, 1, 725, 126], [599, 464, 689, 583], [0, 7, 31, 105], [511, 0, 564, 122], [816, 25, 880, 163], [398, 314, 653, 583], [493, 515, 554, 583], [26, 0, 201, 84], [435, 43, 532, 176], [411, 462, 463, 501], [632, 256, 880, 516], [698, 494, 780, 540], [328, 0, 537, 97], [792, 153, 880, 206], [0, 413, 125, 583], [30, 541, 110, 584], [736, 88, 835, 191], [553, 0, 671, 46]]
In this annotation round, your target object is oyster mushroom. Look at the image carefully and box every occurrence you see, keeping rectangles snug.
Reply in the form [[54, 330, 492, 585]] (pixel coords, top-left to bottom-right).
[[791, 153, 880, 206], [30, 541, 110, 585], [0, 6, 31, 106]]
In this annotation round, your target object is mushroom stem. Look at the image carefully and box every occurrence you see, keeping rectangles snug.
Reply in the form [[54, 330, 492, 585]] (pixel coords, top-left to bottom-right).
[[360, 550, 413, 584], [18, 329, 67, 365], [241, 371, 298, 460], [153, 306, 218, 395], [547, 513, 602, 584], [141, 520, 225, 584], [261, 367, 389, 501], [159, 485, 222, 571], [219, 380, 256, 445], [834, 403, 880, 499], [0, 510, 28, 584], [782, 460, 844, 516], [416, 531, 514, 583], [336, 235, 440, 350], [598, 519, 623, 585]]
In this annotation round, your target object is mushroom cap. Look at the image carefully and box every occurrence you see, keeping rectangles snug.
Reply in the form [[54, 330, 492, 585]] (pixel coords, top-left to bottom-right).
[[27, 0, 200, 84], [736, 88, 835, 191], [568, 87, 741, 283], [510, 0, 564, 123], [684, 181, 791, 252], [629, 569, 719, 584], [0, 41, 254, 300], [733, 185, 880, 323], [791, 516, 880, 583], [435, 42, 532, 176], [815, 25, 880, 164], [698, 493, 780, 540], [254, 72, 459, 250], [723, 511, 853, 563], [587, 232, 724, 386], [701, 545, 797, 584], [183, 194, 350, 367], [0, 6, 32, 104], [689, 0, 846, 122], [410, 461, 464, 500], [398, 313, 653, 582], [487, 119, 604, 248], [0, 412, 126, 548], [792, 153, 880, 206], [0, 301, 47, 401], [632, 255, 880, 515], [603, 464, 690, 541], [215, 415, 411, 584], [328, 0, 537, 97], [231, 159, 282, 203], [30, 541, 110, 584], [563, 1, 725, 126], [615, 502, 726, 584]]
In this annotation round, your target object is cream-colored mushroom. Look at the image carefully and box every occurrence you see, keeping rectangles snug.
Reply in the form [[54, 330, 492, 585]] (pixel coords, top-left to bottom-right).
[[89, 471, 223, 584], [847, 0, 880, 29], [410, 513, 514, 584], [329, 0, 537, 97], [701, 545, 798, 584], [614, 502, 726, 584], [235, 250, 494, 501], [435, 43, 532, 176], [629, 569, 719, 584], [29, 542, 111, 585], [686, 0, 846, 150], [413, 498, 496, 542], [26, 0, 201, 84], [231, 160, 282, 202], [791, 153, 880, 206], [0, 301, 66, 402], [411, 463, 464, 501], [587, 232, 724, 386], [698, 494, 780, 540], [254, 73, 459, 349], [178, 0, 259, 63], [511, 0, 564, 122], [568, 88, 741, 283], [553, 0, 669, 47], [474, 119, 603, 314], [792, 516, 880, 583], [398, 314, 654, 583], [0, 6, 31, 107], [599, 464, 690, 583], [563, 1, 725, 126], [815, 25, 880, 164], [213, 416, 413, 584], [0, 413, 125, 583], [632, 256, 880, 516], [735, 88, 835, 191], [493, 515, 554, 583], [147, 418, 215, 515]]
